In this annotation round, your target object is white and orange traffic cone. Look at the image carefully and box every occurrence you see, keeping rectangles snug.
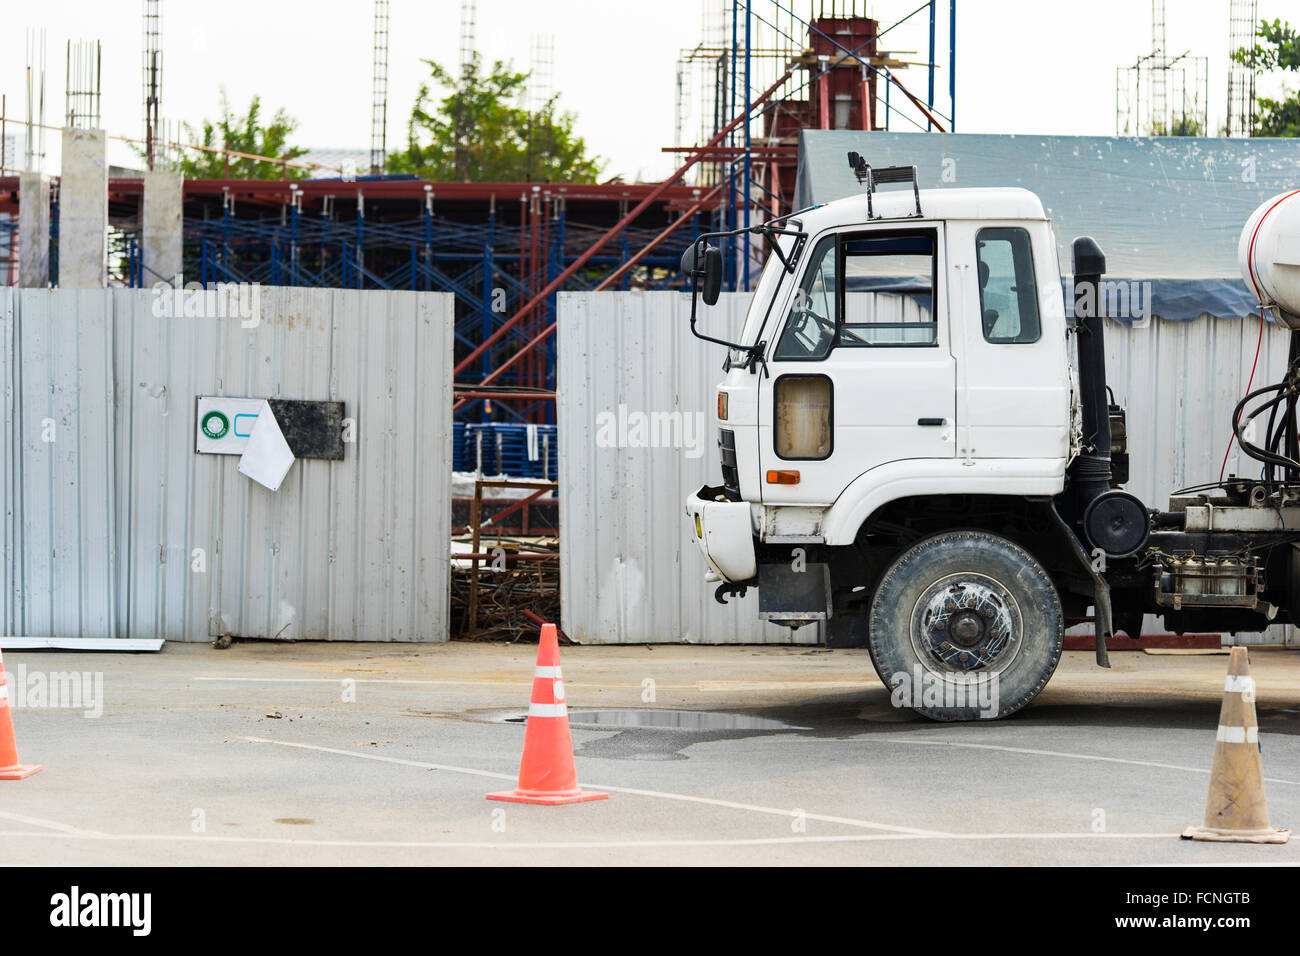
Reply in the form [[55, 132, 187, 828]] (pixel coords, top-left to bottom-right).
[[0, 648, 41, 780], [487, 623, 608, 806], [1182, 647, 1288, 844]]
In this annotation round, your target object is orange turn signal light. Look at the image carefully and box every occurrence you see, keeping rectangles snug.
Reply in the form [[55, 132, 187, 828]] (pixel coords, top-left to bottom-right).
[[766, 469, 800, 485]]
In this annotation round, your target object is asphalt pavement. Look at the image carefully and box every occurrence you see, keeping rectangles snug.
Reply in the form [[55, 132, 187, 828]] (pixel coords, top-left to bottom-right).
[[2, 641, 1297, 865]]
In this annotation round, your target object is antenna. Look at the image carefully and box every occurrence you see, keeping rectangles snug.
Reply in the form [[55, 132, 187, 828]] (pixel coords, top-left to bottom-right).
[[143, 0, 163, 170], [454, 0, 476, 179], [1150, 0, 1166, 133], [674, 55, 690, 149], [529, 34, 555, 115], [459, 0, 476, 79], [1227, 0, 1258, 137], [1115, 4, 1207, 137], [527, 33, 555, 179], [369, 0, 390, 175]]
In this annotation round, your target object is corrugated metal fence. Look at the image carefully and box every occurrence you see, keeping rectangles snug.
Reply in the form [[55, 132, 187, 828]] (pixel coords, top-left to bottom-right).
[[1107, 314, 1290, 505], [1106, 312, 1295, 645], [558, 292, 820, 645], [1, 287, 453, 643], [558, 291, 1295, 645], [3, 286, 1290, 646]]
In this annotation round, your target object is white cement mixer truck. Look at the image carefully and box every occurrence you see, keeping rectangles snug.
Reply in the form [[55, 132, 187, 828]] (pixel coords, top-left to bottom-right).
[[681, 158, 1300, 720]]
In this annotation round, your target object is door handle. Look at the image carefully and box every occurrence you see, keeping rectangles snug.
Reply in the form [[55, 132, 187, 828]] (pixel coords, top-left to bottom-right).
[[917, 417, 947, 426]]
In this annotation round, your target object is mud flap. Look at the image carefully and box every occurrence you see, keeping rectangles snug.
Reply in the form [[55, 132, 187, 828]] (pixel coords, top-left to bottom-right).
[[1049, 501, 1112, 668], [758, 562, 832, 627]]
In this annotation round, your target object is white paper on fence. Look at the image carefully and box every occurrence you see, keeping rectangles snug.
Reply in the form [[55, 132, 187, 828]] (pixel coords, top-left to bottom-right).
[[237, 400, 296, 491]]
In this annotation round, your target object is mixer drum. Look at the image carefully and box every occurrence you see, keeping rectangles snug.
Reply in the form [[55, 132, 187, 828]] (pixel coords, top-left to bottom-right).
[[1240, 190, 1300, 329]]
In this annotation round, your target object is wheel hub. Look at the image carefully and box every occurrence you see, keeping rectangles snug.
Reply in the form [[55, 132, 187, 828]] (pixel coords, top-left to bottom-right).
[[947, 610, 984, 645], [914, 576, 1019, 673]]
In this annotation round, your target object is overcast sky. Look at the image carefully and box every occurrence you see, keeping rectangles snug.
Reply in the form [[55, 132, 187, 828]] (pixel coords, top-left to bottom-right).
[[3, 0, 1295, 179]]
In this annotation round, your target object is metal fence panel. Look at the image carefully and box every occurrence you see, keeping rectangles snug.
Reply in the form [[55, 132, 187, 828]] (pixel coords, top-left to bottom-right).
[[3, 290, 119, 639], [3, 287, 452, 643], [1107, 315, 1291, 505], [558, 291, 820, 644], [1106, 314, 1295, 645], [1, 289, 10, 634]]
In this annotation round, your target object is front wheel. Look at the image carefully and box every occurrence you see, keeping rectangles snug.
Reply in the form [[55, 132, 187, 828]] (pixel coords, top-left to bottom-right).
[[867, 530, 1063, 721]]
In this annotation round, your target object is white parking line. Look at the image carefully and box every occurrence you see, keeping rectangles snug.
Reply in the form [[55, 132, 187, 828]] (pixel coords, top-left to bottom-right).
[[0, 830, 1189, 849], [194, 676, 519, 686], [0, 810, 106, 838], [0, 739, 1235, 851], [857, 735, 1300, 786], [194, 676, 864, 691], [240, 736, 949, 836]]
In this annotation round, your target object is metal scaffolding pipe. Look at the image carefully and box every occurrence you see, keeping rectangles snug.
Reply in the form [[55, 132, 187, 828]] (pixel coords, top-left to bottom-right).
[[451, 65, 796, 394], [596, 182, 724, 290]]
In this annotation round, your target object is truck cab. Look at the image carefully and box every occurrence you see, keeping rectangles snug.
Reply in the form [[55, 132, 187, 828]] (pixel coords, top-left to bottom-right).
[[684, 162, 1299, 720], [714, 184, 1072, 531]]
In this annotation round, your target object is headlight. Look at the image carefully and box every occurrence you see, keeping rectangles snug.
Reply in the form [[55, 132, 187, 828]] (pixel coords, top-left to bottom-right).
[[717, 391, 729, 421]]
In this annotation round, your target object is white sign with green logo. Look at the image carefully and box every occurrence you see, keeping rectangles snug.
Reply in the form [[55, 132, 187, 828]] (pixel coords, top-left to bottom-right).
[[195, 396, 268, 455]]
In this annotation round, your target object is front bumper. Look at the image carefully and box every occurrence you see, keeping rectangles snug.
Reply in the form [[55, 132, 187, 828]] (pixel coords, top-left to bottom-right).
[[684, 484, 757, 583]]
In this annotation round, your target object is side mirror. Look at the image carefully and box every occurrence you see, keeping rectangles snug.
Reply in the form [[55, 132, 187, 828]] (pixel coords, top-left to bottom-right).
[[682, 242, 723, 306]]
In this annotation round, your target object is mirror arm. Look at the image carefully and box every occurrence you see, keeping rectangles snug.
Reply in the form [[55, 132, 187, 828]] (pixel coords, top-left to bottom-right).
[[682, 220, 806, 369], [758, 224, 807, 275], [767, 239, 792, 274], [684, 274, 752, 353]]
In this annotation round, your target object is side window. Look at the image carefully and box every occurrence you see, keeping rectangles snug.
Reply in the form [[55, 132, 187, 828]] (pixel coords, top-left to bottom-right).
[[976, 227, 1041, 344], [773, 235, 837, 360], [839, 231, 937, 347]]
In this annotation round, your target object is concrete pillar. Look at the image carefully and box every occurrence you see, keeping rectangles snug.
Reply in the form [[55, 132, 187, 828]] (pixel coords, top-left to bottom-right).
[[57, 127, 108, 288], [142, 169, 183, 285], [18, 171, 51, 288]]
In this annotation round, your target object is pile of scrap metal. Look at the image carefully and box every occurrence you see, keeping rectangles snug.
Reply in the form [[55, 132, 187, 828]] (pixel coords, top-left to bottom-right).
[[450, 536, 560, 641]]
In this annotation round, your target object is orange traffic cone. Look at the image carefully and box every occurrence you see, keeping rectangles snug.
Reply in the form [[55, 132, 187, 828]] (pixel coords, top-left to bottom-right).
[[0, 648, 41, 780], [487, 624, 608, 806], [1182, 647, 1288, 843]]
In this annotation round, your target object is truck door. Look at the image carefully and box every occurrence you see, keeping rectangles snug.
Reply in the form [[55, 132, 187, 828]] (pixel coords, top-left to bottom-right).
[[946, 221, 1070, 461], [757, 223, 956, 505]]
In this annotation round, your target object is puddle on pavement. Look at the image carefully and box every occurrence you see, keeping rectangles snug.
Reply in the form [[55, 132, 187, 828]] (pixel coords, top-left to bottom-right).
[[574, 709, 809, 732], [501, 708, 811, 761], [855, 703, 923, 723], [503, 709, 808, 732]]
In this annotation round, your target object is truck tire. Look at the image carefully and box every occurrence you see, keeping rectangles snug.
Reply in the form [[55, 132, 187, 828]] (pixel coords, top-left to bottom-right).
[[867, 530, 1063, 721]]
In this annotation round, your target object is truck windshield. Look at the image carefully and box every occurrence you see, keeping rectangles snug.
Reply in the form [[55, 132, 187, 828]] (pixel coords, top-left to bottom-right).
[[728, 231, 799, 367]]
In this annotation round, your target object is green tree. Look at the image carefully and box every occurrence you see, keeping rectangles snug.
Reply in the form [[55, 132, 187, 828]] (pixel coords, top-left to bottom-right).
[[178, 91, 309, 179], [1232, 18, 1300, 136], [388, 53, 601, 182]]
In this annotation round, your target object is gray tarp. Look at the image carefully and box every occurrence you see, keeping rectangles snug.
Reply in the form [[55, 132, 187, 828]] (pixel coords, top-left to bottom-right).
[[795, 131, 1300, 320]]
